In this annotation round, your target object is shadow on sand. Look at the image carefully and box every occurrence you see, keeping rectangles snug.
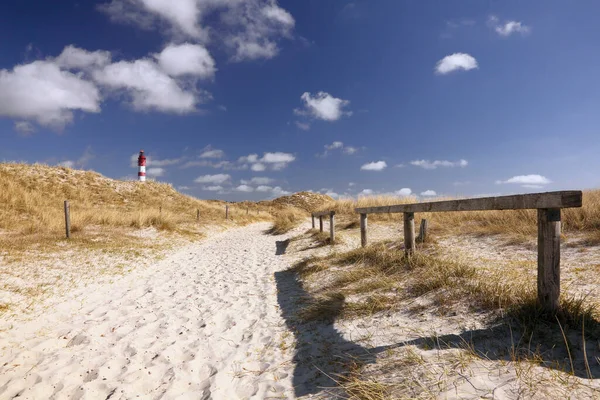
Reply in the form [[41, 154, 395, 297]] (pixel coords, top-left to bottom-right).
[[274, 244, 600, 397], [274, 267, 380, 397]]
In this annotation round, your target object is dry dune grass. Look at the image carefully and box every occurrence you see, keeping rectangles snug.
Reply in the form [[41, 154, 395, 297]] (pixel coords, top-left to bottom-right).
[[0, 163, 273, 257], [316, 191, 600, 241], [267, 208, 308, 234]]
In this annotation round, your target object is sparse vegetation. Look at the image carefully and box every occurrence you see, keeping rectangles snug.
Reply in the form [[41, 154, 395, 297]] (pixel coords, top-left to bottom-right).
[[267, 208, 307, 234]]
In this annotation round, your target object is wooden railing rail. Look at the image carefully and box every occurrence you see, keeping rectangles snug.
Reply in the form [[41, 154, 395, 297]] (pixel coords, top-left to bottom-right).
[[354, 191, 583, 313]]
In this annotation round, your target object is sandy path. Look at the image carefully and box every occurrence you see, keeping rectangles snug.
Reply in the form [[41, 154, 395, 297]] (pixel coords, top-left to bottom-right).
[[0, 223, 299, 400]]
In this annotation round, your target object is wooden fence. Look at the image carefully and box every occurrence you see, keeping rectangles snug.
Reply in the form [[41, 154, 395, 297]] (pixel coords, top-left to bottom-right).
[[314, 191, 582, 312], [312, 211, 336, 243]]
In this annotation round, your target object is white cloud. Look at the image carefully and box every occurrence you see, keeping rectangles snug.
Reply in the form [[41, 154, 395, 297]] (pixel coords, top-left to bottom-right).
[[235, 184, 254, 192], [496, 174, 551, 186], [295, 92, 352, 121], [421, 190, 437, 196], [343, 146, 358, 155], [238, 154, 259, 163], [147, 167, 165, 176], [0, 60, 101, 128], [261, 152, 295, 163], [55, 45, 112, 70], [360, 189, 374, 195], [348, 182, 355, 187], [295, 121, 310, 131], [361, 161, 387, 171], [395, 188, 412, 196], [14, 121, 35, 135], [318, 141, 359, 158], [98, 0, 294, 62], [256, 185, 272, 192], [488, 16, 531, 37], [435, 53, 478, 75], [93, 58, 199, 114], [98, 0, 207, 39], [244, 177, 274, 185], [58, 160, 75, 168], [199, 148, 225, 159], [411, 159, 468, 170], [251, 163, 266, 172], [255, 185, 290, 196], [156, 43, 215, 78], [194, 173, 231, 184], [203, 185, 224, 191]]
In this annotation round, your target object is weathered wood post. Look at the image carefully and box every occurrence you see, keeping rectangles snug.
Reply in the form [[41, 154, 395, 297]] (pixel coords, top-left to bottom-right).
[[159, 206, 162, 214], [226, 205, 229, 220], [64, 200, 71, 239], [538, 208, 561, 313], [403, 212, 415, 255], [329, 211, 336, 243], [360, 213, 367, 248], [312, 214, 315, 229], [417, 219, 428, 243], [319, 216, 323, 232], [196, 209, 200, 221]]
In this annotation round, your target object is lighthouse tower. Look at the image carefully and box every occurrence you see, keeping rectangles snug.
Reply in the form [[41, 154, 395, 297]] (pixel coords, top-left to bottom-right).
[[138, 150, 146, 182]]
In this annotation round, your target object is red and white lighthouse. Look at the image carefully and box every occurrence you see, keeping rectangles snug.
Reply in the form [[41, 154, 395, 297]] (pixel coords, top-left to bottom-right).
[[138, 150, 146, 182]]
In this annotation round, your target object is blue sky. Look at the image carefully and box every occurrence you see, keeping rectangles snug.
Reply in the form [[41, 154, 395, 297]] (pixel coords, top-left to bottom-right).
[[1, 0, 599, 201]]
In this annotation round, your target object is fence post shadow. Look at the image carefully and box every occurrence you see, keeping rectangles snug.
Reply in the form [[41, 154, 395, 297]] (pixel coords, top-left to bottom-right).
[[274, 268, 379, 397]]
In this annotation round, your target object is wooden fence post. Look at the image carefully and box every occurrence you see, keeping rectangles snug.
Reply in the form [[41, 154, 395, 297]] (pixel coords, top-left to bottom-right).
[[319, 216, 323, 232], [329, 211, 336, 243], [417, 219, 428, 243], [159, 206, 162, 214], [64, 200, 71, 239], [538, 208, 561, 313], [403, 212, 415, 255], [360, 213, 367, 247], [312, 215, 315, 229], [196, 209, 200, 221], [226, 205, 229, 220]]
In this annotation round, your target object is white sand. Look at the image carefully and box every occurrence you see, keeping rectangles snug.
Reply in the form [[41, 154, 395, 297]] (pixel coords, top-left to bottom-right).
[[0, 223, 301, 399]]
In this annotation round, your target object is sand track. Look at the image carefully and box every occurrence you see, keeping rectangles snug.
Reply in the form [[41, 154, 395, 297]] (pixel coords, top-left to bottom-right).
[[0, 223, 299, 400]]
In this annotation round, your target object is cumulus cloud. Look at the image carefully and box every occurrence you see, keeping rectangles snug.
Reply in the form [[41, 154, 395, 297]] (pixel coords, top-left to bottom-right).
[[194, 173, 231, 184], [255, 185, 290, 196], [199, 148, 225, 159], [488, 16, 531, 37], [411, 159, 468, 170], [295, 92, 352, 121], [98, 0, 295, 61], [361, 161, 387, 171], [242, 177, 274, 185], [239, 152, 296, 171], [156, 43, 215, 78], [360, 189, 374, 195], [317, 141, 360, 158], [435, 53, 478, 75], [54, 45, 112, 70], [235, 184, 254, 192], [93, 58, 199, 114], [421, 190, 437, 196], [495, 174, 551, 186], [395, 188, 412, 197], [147, 167, 165, 176], [203, 185, 224, 191], [0, 60, 101, 128]]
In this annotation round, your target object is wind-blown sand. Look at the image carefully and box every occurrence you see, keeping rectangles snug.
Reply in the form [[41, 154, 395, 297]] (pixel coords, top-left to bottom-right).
[[0, 223, 301, 399]]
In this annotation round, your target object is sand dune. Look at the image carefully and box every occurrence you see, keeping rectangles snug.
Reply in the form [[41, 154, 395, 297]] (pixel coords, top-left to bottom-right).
[[0, 223, 301, 399]]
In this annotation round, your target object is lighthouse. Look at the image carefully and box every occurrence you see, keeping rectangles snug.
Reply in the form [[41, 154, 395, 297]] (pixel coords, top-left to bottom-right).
[[138, 150, 146, 182]]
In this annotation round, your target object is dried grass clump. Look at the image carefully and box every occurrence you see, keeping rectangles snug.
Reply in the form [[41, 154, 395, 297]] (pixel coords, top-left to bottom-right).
[[267, 208, 307, 234]]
